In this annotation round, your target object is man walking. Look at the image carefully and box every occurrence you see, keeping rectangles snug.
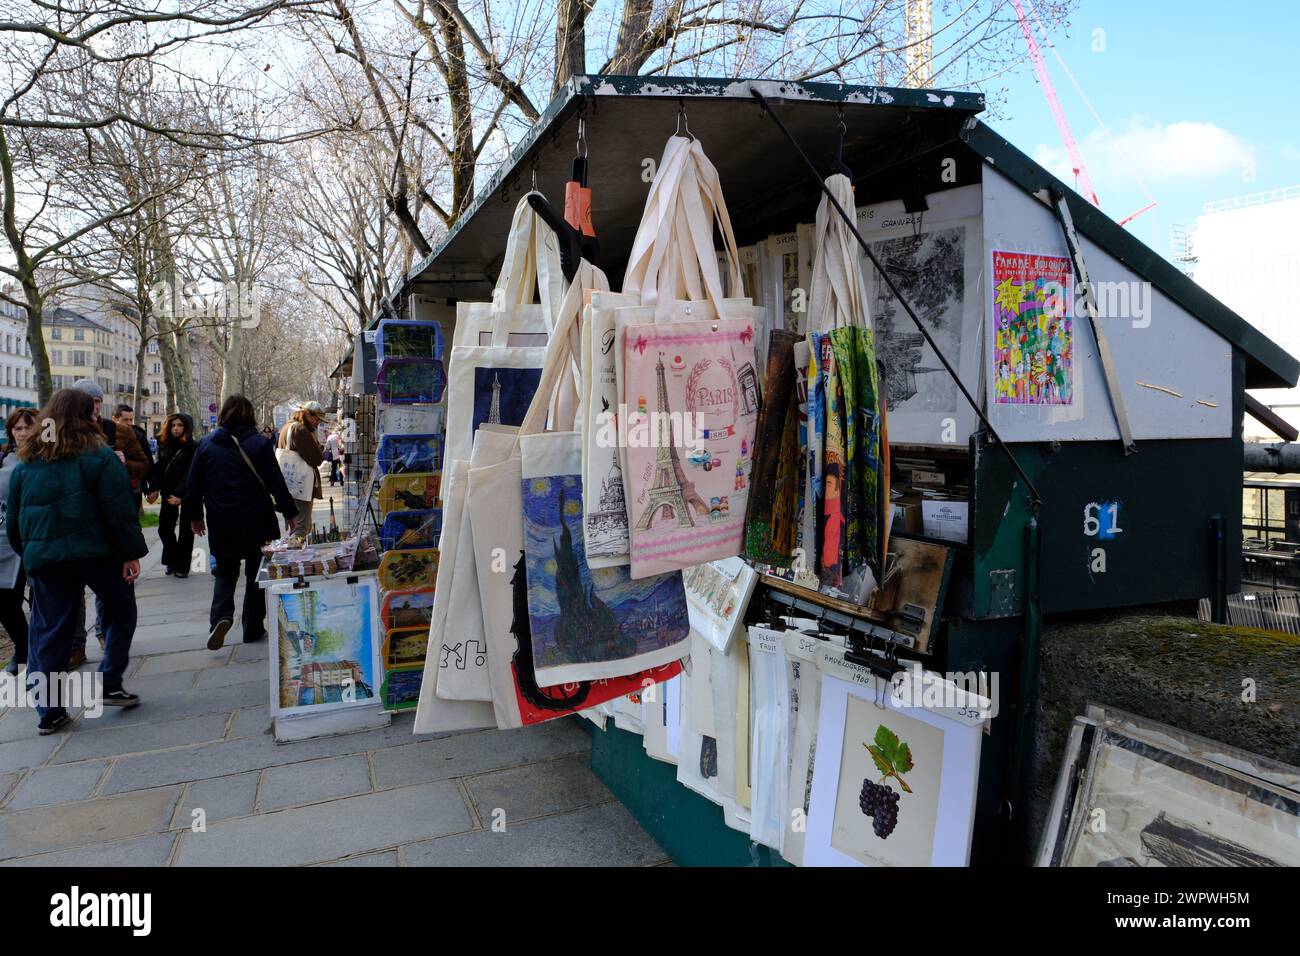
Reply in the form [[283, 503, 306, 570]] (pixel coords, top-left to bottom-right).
[[113, 404, 155, 512]]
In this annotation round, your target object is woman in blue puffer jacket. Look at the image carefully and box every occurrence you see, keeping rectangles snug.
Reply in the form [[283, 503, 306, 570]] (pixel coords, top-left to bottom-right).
[[6, 389, 149, 735]]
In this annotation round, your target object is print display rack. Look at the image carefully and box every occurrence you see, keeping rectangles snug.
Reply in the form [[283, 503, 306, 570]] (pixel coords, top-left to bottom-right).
[[372, 318, 446, 713]]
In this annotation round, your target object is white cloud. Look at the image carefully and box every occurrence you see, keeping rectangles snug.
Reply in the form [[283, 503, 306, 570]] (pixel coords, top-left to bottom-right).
[[1032, 117, 1256, 186]]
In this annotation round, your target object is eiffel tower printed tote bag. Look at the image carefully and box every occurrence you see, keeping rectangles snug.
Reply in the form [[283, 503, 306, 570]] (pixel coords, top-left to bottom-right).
[[443, 194, 560, 465], [620, 317, 760, 579]]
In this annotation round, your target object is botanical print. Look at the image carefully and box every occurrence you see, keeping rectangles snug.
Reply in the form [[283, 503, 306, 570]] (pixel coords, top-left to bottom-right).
[[831, 694, 943, 867], [472, 366, 543, 433], [272, 580, 380, 717], [991, 250, 1074, 405], [521, 473, 689, 672]]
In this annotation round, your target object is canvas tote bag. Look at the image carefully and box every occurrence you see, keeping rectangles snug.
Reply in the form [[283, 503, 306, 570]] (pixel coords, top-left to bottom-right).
[[412, 460, 495, 733], [468, 263, 683, 729], [617, 136, 759, 579], [453, 193, 562, 347], [432, 425, 517, 703], [517, 263, 691, 686], [444, 194, 565, 465], [806, 173, 890, 589]]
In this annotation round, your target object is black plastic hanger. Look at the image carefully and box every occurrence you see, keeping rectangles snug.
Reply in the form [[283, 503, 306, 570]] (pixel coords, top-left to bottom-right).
[[526, 193, 599, 282]]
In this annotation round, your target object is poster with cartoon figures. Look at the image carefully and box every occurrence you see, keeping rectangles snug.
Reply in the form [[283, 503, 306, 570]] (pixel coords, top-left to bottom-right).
[[991, 250, 1074, 405]]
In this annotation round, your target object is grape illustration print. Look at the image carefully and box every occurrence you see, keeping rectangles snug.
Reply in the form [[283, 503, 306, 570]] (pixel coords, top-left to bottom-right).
[[859, 725, 912, 839], [832, 695, 943, 866]]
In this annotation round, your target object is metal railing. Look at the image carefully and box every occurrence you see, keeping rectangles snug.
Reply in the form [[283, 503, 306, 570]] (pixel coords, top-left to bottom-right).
[[1198, 591, 1300, 635]]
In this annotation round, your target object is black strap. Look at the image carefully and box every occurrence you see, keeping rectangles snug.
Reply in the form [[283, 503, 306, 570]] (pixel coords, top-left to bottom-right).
[[233, 438, 269, 495]]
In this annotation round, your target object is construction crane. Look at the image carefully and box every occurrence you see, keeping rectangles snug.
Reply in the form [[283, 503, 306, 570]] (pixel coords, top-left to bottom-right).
[[1008, 0, 1100, 207], [905, 0, 933, 88]]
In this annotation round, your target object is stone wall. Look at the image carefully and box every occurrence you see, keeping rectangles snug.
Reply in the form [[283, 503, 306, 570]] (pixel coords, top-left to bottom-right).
[[1027, 611, 1300, 859]]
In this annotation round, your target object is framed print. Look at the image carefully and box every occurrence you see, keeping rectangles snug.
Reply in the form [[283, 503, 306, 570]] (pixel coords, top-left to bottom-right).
[[1040, 707, 1300, 867], [379, 472, 441, 516], [377, 434, 443, 476], [268, 578, 382, 718], [382, 665, 424, 711], [378, 548, 439, 591], [376, 357, 446, 404], [383, 625, 430, 670], [805, 647, 984, 866], [381, 588, 435, 631]]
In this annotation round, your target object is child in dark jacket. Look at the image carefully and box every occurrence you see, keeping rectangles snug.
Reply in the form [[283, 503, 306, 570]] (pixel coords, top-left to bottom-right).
[[7, 389, 149, 734]]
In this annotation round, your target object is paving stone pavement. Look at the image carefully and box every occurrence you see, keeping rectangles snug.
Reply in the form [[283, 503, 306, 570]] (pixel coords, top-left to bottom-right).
[[0, 488, 668, 867]]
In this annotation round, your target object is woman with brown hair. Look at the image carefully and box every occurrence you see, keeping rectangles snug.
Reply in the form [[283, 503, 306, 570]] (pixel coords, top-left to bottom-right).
[[154, 412, 197, 578], [277, 402, 325, 533], [0, 408, 37, 675], [6, 389, 149, 734]]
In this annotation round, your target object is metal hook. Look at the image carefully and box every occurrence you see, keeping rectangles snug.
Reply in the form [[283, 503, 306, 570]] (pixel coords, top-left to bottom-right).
[[529, 153, 538, 192], [675, 101, 692, 140], [576, 117, 588, 158]]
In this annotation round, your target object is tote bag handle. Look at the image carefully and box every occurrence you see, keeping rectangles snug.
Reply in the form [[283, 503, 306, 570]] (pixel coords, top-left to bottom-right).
[[623, 137, 744, 324], [807, 173, 871, 333], [517, 260, 609, 443], [489, 194, 565, 344]]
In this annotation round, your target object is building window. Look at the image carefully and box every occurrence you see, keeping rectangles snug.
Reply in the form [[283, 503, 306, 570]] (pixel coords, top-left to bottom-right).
[[74, 329, 84, 341], [70, 350, 88, 366], [23, 369, 29, 389], [51, 328, 61, 340], [152, 401, 160, 415], [51, 350, 62, 365]]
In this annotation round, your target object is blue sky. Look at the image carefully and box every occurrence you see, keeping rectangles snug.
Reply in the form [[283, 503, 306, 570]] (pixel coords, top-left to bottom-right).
[[983, 0, 1299, 257]]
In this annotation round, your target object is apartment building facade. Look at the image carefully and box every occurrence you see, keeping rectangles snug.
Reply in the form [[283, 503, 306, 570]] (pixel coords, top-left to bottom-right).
[[0, 293, 38, 421]]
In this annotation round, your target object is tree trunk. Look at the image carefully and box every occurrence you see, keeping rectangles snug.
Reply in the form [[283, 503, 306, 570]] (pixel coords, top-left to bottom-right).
[[555, 0, 590, 94], [433, 3, 477, 221], [608, 0, 655, 74], [23, 279, 51, 407]]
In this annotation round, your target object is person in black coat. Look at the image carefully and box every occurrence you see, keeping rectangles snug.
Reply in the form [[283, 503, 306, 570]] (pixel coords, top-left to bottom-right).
[[184, 395, 298, 650], [154, 412, 197, 577]]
